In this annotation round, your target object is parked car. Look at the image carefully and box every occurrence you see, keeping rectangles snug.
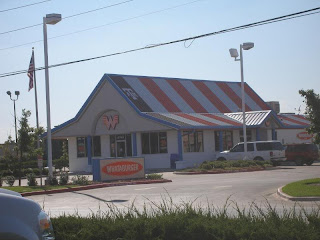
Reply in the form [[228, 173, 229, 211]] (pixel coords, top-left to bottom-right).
[[285, 143, 319, 166], [0, 189, 55, 240], [215, 141, 286, 165]]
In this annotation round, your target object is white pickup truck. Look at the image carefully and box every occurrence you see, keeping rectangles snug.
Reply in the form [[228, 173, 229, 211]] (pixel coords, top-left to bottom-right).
[[215, 140, 286, 165], [0, 189, 55, 240]]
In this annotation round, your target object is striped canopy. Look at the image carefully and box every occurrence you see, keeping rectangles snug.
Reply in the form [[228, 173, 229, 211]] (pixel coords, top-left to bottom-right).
[[278, 114, 310, 128]]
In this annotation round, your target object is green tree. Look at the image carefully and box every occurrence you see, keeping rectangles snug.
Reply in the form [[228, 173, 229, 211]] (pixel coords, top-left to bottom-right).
[[17, 109, 45, 161], [0, 136, 18, 175], [299, 89, 320, 144], [60, 141, 69, 171], [18, 109, 33, 161], [54, 141, 69, 171]]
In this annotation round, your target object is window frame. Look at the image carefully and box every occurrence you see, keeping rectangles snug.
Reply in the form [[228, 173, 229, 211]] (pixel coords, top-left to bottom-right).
[[240, 130, 252, 142], [141, 132, 167, 154], [76, 136, 101, 158], [215, 131, 233, 151], [183, 131, 204, 153]]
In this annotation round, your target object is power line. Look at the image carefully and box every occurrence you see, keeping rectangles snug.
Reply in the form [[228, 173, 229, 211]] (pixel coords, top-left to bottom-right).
[[0, 6, 319, 78], [0, 0, 51, 13], [0, 0, 206, 51], [0, 0, 134, 35]]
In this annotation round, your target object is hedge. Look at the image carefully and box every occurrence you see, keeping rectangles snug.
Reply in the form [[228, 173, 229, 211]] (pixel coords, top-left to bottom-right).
[[51, 200, 320, 240]]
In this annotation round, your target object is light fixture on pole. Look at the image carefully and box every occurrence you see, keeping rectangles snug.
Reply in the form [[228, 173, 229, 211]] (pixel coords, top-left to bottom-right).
[[7, 90, 21, 185], [43, 13, 61, 178], [229, 42, 254, 158]]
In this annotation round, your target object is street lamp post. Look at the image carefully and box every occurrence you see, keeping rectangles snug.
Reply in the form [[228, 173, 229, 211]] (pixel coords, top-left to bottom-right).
[[6, 90, 21, 185], [43, 13, 62, 178], [229, 42, 254, 158]]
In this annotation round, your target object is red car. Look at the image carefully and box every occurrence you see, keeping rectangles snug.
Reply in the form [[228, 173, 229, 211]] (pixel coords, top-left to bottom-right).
[[285, 143, 319, 166]]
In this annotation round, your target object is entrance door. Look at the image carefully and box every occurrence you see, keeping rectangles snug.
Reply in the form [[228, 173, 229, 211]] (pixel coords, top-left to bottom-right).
[[110, 134, 132, 158], [116, 141, 126, 157]]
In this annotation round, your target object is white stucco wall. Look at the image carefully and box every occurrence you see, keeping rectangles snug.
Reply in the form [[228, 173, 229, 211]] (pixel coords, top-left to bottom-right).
[[68, 137, 90, 172], [276, 129, 313, 144], [233, 130, 240, 145]]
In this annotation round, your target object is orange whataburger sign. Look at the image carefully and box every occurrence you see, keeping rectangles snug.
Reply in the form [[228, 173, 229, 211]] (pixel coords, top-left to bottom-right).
[[100, 158, 145, 181], [296, 131, 313, 140]]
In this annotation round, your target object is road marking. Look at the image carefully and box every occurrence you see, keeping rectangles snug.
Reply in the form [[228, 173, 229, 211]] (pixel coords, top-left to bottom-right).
[[213, 185, 232, 189], [134, 187, 157, 191]]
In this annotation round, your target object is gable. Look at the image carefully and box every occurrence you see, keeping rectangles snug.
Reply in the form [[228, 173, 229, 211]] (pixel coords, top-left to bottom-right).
[[52, 79, 172, 138]]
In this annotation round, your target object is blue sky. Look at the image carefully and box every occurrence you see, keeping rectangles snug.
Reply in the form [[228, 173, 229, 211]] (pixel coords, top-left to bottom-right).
[[0, 0, 319, 143]]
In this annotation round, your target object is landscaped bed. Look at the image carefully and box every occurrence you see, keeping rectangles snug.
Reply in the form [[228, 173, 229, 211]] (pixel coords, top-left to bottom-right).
[[1, 173, 168, 195], [282, 178, 320, 197], [1, 185, 78, 193], [176, 160, 272, 174]]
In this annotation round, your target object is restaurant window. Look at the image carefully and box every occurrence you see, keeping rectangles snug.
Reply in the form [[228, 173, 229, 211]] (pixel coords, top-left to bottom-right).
[[240, 130, 252, 142], [183, 131, 203, 152], [77, 136, 101, 157], [215, 131, 233, 151], [77, 137, 86, 158], [92, 136, 101, 157], [141, 132, 167, 154]]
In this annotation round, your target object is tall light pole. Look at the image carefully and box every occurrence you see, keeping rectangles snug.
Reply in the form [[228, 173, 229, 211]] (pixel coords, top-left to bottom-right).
[[229, 42, 254, 157], [7, 90, 21, 185], [43, 13, 62, 178]]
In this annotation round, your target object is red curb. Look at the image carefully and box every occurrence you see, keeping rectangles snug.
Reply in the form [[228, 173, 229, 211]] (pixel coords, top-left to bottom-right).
[[21, 179, 172, 197], [174, 167, 267, 175]]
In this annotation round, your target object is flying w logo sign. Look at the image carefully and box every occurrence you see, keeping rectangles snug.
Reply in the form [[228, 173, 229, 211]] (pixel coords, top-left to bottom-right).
[[103, 115, 119, 130]]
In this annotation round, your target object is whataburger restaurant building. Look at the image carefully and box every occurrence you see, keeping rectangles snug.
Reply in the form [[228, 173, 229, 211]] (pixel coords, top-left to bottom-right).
[[51, 74, 311, 172]]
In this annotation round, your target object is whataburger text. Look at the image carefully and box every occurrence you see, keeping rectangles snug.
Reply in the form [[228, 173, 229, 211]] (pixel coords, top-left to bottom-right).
[[102, 161, 143, 176]]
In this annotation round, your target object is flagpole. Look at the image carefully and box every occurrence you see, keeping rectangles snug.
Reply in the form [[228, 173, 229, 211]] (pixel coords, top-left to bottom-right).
[[32, 47, 42, 186]]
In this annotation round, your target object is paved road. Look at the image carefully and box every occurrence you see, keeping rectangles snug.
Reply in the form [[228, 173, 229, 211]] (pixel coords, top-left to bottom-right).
[[27, 164, 320, 217]]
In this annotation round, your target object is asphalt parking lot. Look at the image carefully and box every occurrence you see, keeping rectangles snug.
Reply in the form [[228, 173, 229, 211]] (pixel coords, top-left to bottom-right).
[[27, 163, 320, 217]]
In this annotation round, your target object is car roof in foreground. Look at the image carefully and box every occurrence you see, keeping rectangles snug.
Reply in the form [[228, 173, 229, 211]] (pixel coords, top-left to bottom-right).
[[0, 188, 22, 197]]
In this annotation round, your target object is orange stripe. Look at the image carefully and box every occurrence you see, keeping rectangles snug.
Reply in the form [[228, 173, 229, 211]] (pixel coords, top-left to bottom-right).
[[216, 82, 251, 111], [193, 81, 231, 113], [168, 79, 208, 113], [139, 77, 181, 112], [280, 116, 309, 126]]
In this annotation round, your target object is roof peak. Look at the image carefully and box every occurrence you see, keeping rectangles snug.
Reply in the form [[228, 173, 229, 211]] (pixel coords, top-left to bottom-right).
[[105, 73, 243, 84]]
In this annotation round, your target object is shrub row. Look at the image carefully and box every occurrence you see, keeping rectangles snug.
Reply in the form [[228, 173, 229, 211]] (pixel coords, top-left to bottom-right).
[[146, 173, 163, 180], [0, 168, 49, 177], [199, 160, 272, 170], [51, 201, 320, 240], [0, 160, 48, 171]]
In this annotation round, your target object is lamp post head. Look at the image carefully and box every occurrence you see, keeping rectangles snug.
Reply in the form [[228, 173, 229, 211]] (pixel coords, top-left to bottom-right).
[[45, 13, 62, 25], [229, 48, 239, 59], [242, 42, 254, 50], [15, 91, 20, 96], [6, 91, 11, 96]]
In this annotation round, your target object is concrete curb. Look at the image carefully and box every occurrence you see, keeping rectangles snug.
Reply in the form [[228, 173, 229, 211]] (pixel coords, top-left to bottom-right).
[[174, 167, 268, 175], [277, 186, 320, 201], [21, 179, 172, 197]]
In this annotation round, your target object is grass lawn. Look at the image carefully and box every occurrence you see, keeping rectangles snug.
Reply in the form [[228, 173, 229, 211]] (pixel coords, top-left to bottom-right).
[[1, 185, 78, 193], [282, 178, 320, 197]]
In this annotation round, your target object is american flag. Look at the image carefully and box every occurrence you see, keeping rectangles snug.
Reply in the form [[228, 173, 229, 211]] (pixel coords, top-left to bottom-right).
[[27, 52, 34, 91]]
